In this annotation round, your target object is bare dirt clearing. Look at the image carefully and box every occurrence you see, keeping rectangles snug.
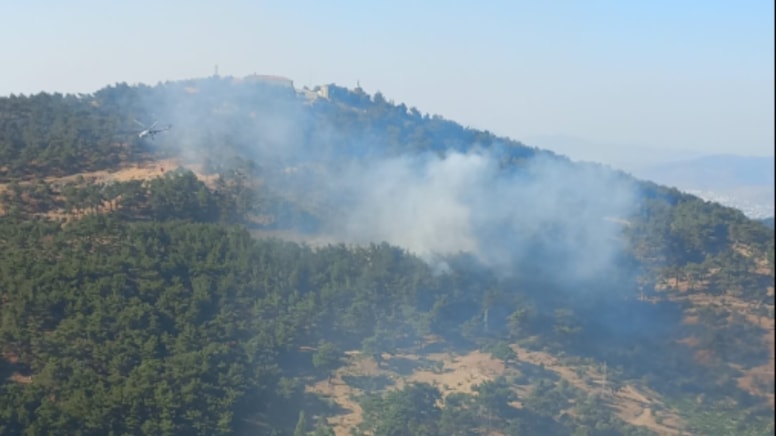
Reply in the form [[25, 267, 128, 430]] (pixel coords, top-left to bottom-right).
[[306, 345, 685, 436], [0, 159, 218, 220], [0, 158, 214, 193], [41, 158, 213, 186], [655, 256, 775, 404], [1, 352, 32, 385], [510, 344, 685, 435]]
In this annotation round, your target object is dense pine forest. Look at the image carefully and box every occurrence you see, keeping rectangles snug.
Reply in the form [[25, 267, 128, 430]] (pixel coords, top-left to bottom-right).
[[0, 77, 773, 435]]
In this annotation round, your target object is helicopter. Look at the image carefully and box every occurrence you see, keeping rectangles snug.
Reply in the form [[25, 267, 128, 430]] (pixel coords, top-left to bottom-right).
[[133, 119, 172, 139]]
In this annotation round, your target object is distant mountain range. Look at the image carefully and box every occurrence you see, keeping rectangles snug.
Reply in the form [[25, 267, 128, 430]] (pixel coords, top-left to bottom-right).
[[523, 135, 773, 219], [626, 155, 774, 219], [628, 154, 773, 189]]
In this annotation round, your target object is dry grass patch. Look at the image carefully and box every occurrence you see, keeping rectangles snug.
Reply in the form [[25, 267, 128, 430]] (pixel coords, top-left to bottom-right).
[[305, 344, 687, 435], [305, 351, 388, 436], [509, 344, 685, 434], [406, 350, 506, 396]]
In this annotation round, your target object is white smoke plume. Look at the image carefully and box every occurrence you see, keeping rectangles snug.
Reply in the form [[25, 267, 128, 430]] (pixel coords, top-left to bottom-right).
[[134, 78, 638, 282], [326, 149, 636, 281]]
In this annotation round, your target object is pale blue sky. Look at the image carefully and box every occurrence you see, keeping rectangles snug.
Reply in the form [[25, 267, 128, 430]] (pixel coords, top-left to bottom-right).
[[1, 1, 773, 163]]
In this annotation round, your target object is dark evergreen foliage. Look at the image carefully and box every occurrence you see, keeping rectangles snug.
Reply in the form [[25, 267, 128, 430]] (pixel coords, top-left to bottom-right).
[[0, 78, 772, 435]]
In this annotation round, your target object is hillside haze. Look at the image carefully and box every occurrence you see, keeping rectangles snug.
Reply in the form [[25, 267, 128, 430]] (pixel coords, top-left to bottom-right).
[[628, 155, 775, 220], [523, 136, 774, 220], [117, 77, 638, 281], [0, 76, 773, 436]]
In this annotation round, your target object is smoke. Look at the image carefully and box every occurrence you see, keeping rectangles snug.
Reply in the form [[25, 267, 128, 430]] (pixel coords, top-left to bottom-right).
[[333, 152, 485, 256], [326, 149, 636, 281], [132, 78, 638, 283]]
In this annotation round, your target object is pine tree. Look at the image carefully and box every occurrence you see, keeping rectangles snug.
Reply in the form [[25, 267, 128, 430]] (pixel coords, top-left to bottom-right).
[[293, 411, 307, 436]]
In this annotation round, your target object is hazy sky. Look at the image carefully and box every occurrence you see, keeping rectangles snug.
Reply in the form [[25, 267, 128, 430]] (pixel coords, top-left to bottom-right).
[[1, 1, 773, 163]]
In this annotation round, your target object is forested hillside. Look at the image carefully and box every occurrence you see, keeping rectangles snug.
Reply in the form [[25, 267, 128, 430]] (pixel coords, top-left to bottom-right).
[[0, 77, 773, 435]]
